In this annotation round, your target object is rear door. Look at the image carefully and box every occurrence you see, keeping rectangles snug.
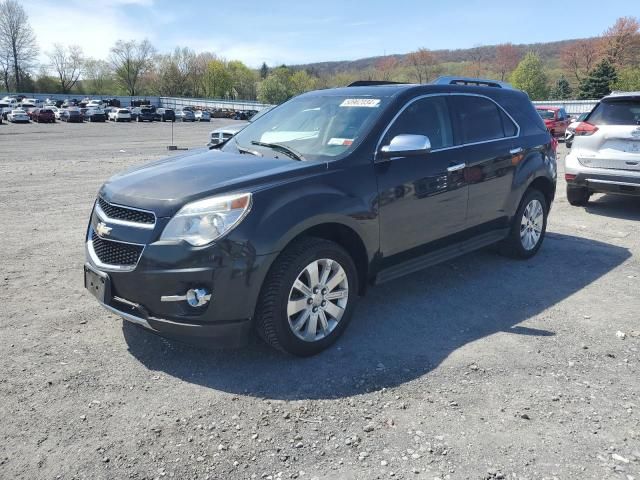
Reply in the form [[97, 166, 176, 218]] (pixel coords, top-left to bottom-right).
[[579, 97, 640, 171], [449, 94, 520, 228]]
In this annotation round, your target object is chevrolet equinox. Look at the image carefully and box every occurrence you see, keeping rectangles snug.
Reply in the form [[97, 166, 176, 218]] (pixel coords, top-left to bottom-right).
[[84, 80, 556, 356]]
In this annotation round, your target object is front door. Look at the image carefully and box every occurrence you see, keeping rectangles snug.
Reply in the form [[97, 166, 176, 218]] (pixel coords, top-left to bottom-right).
[[375, 95, 468, 257]]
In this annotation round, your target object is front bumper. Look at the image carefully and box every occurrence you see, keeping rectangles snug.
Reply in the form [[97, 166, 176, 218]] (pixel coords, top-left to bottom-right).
[[84, 205, 279, 346]]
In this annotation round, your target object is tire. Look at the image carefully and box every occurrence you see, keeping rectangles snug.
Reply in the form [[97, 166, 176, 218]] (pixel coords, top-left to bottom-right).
[[567, 185, 591, 206], [498, 188, 548, 259], [255, 237, 359, 356]]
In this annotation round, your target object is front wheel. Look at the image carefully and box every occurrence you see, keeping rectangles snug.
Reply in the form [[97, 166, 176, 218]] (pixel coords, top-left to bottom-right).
[[498, 189, 548, 259], [255, 237, 358, 356]]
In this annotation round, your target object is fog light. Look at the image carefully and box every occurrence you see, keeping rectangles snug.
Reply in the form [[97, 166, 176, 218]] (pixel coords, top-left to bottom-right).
[[160, 288, 211, 307], [186, 288, 211, 307]]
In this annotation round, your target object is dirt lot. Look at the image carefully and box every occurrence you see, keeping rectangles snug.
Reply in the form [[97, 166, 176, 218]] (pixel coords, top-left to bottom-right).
[[0, 120, 638, 480]]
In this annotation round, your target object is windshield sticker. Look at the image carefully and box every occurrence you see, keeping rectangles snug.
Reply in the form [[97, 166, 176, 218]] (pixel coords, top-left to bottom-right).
[[340, 98, 381, 108], [328, 138, 354, 146]]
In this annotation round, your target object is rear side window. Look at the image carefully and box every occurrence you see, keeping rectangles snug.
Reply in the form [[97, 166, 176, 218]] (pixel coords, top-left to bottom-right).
[[588, 100, 640, 126], [383, 96, 454, 150], [451, 96, 517, 144]]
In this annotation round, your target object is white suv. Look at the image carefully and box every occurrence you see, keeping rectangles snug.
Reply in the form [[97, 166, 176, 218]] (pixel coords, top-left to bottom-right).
[[565, 92, 640, 205]]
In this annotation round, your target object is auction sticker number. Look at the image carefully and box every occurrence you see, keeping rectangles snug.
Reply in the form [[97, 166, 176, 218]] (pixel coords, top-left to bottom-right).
[[340, 98, 381, 108]]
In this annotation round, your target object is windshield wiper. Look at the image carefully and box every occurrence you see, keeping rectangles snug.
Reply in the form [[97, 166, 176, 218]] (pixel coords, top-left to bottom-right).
[[234, 138, 263, 157], [250, 141, 305, 161]]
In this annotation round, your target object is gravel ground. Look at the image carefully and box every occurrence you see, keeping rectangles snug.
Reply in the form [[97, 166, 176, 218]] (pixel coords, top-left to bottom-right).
[[0, 120, 638, 480]]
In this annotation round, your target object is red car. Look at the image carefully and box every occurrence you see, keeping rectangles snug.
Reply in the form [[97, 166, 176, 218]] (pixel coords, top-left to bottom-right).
[[31, 108, 56, 123], [535, 106, 570, 138]]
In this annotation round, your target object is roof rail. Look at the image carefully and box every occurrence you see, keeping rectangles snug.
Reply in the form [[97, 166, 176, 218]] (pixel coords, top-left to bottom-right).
[[347, 80, 409, 87], [431, 76, 513, 89]]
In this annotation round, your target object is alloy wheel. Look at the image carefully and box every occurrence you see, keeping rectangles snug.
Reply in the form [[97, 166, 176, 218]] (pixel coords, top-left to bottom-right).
[[287, 258, 349, 342], [520, 199, 544, 251]]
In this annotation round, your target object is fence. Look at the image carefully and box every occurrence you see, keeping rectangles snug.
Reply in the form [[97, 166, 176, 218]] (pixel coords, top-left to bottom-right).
[[0, 92, 271, 111], [532, 99, 598, 115], [3, 91, 596, 114]]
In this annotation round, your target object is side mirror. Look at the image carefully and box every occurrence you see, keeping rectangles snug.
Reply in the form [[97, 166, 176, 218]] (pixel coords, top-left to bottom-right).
[[379, 134, 432, 159]]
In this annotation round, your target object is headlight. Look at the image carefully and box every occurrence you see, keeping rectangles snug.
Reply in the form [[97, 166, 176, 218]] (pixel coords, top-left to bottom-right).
[[160, 192, 252, 246]]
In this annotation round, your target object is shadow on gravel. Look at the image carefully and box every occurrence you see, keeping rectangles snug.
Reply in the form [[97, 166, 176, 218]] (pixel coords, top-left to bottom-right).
[[585, 194, 640, 221], [123, 232, 629, 400]]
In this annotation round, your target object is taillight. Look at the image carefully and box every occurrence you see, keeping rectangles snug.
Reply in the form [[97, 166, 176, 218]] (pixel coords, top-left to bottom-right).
[[565, 173, 577, 182], [574, 122, 598, 136]]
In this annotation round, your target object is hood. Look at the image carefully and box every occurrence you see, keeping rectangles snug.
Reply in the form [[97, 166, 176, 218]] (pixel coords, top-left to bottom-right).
[[99, 148, 321, 217]]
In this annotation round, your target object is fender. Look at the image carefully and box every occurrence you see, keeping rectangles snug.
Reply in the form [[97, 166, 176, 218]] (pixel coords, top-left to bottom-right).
[[507, 141, 556, 217]]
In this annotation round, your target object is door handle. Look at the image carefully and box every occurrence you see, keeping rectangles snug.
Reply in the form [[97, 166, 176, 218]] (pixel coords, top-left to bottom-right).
[[510, 147, 524, 155], [447, 163, 466, 172]]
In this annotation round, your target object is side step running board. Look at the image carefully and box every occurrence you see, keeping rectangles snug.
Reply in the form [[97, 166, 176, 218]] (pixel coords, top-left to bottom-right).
[[374, 229, 509, 284]]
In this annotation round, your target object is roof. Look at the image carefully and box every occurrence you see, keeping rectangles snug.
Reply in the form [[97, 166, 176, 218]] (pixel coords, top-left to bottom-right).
[[604, 91, 640, 100]]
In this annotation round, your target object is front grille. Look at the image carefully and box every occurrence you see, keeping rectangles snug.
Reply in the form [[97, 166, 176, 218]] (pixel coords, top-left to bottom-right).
[[91, 232, 143, 267], [98, 197, 155, 225]]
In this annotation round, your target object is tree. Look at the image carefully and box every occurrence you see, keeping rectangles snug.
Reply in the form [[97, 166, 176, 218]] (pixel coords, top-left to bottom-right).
[[465, 45, 487, 78], [227, 60, 257, 99], [258, 74, 289, 104], [289, 70, 317, 96], [600, 16, 640, 68], [0, 49, 9, 90], [109, 39, 155, 96], [578, 59, 617, 99], [406, 48, 440, 83], [375, 57, 398, 81], [0, 0, 39, 90], [155, 47, 194, 96], [551, 75, 572, 99], [83, 58, 111, 94], [510, 52, 549, 100], [494, 43, 521, 81], [612, 67, 640, 91], [560, 40, 598, 83], [203, 59, 233, 98], [260, 62, 269, 80], [48, 44, 83, 93]]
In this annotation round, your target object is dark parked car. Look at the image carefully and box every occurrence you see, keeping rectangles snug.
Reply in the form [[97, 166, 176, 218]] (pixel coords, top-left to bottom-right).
[[84, 79, 556, 356], [131, 106, 155, 122], [60, 108, 83, 123], [84, 108, 107, 122], [31, 108, 56, 123], [154, 108, 176, 122]]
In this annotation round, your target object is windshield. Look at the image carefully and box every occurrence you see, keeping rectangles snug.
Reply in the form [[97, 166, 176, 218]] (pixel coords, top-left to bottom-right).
[[224, 95, 389, 161], [537, 109, 555, 120]]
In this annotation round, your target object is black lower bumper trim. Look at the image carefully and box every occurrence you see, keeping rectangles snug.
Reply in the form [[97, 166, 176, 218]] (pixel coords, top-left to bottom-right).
[[101, 302, 251, 348]]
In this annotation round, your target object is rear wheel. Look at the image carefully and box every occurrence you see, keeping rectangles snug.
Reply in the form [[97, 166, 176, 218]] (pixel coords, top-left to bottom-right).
[[255, 237, 358, 356], [567, 185, 591, 206], [498, 189, 548, 259]]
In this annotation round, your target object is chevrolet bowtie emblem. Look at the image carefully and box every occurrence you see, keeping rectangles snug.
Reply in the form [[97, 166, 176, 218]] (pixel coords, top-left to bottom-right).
[[96, 222, 112, 237]]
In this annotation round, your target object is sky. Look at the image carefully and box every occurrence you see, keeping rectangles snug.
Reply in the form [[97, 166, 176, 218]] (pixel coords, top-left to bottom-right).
[[21, 0, 638, 68]]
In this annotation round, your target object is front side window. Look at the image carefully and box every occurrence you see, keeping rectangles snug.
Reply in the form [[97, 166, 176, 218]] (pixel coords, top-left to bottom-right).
[[225, 95, 390, 161], [381, 96, 454, 150], [453, 96, 516, 144]]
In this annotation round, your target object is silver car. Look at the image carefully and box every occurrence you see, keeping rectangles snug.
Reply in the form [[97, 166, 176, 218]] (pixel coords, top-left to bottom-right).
[[564, 91, 640, 205], [207, 123, 247, 147]]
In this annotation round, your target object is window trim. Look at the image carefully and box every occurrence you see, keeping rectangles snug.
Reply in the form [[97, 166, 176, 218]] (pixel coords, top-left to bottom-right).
[[375, 93, 521, 162]]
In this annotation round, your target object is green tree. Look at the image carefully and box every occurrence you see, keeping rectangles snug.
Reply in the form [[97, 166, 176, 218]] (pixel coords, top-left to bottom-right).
[[257, 74, 288, 104], [612, 67, 640, 91], [551, 75, 572, 99], [227, 60, 258, 99], [578, 59, 617, 99], [204, 59, 233, 98], [289, 70, 317, 96], [510, 52, 549, 100], [260, 62, 269, 79]]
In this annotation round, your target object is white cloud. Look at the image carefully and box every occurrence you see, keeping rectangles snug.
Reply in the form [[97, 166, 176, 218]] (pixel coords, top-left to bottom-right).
[[22, 0, 158, 62]]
